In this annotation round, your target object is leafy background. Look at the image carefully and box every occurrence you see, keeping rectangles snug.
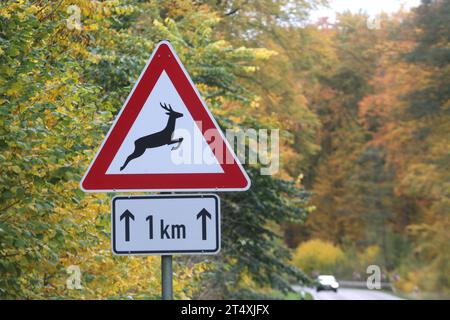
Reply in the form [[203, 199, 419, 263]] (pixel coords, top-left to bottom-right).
[[0, 0, 448, 299]]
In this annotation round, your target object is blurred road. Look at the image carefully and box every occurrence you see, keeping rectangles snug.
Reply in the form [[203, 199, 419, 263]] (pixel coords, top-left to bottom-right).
[[292, 286, 402, 300]]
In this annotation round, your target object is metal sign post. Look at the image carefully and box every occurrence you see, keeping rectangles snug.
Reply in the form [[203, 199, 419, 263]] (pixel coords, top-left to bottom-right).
[[161, 255, 173, 300]]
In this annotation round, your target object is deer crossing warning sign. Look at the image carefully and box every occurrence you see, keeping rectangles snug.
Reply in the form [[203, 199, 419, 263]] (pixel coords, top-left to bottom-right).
[[80, 40, 250, 192]]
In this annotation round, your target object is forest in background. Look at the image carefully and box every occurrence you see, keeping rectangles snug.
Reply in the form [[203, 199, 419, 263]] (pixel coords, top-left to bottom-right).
[[0, 0, 448, 299]]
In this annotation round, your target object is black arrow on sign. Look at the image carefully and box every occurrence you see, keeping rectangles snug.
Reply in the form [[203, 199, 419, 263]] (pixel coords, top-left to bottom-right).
[[120, 209, 135, 242], [196, 208, 212, 240]]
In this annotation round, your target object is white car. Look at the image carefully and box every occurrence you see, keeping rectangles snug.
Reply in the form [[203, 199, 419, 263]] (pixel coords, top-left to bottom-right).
[[316, 275, 339, 292]]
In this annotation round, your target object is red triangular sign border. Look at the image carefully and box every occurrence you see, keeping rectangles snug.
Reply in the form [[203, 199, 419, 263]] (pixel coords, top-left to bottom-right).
[[80, 41, 251, 192]]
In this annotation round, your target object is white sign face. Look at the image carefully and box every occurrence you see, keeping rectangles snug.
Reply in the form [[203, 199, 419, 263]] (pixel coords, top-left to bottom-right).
[[106, 71, 223, 175], [112, 194, 220, 255]]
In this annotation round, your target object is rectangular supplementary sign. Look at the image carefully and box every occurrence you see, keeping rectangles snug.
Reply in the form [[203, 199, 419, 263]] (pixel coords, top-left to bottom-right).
[[112, 194, 220, 255]]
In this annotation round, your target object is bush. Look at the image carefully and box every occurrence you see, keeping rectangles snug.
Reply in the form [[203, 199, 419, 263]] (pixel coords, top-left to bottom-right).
[[292, 239, 344, 276]]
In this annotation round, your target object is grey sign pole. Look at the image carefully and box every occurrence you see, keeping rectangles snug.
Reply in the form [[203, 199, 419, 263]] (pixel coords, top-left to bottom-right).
[[161, 255, 173, 300]]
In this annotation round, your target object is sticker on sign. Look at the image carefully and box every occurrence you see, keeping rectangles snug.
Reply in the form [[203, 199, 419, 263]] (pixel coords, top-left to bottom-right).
[[111, 194, 220, 255]]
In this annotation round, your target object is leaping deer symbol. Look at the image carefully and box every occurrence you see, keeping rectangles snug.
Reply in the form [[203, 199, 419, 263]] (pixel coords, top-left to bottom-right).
[[120, 102, 184, 171]]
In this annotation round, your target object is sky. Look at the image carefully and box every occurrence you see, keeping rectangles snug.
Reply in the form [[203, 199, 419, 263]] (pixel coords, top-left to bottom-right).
[[309, 0, 422, 22]]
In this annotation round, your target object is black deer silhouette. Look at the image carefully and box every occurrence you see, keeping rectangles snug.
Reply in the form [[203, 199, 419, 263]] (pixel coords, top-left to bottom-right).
[[120, 103, 184, 171]]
